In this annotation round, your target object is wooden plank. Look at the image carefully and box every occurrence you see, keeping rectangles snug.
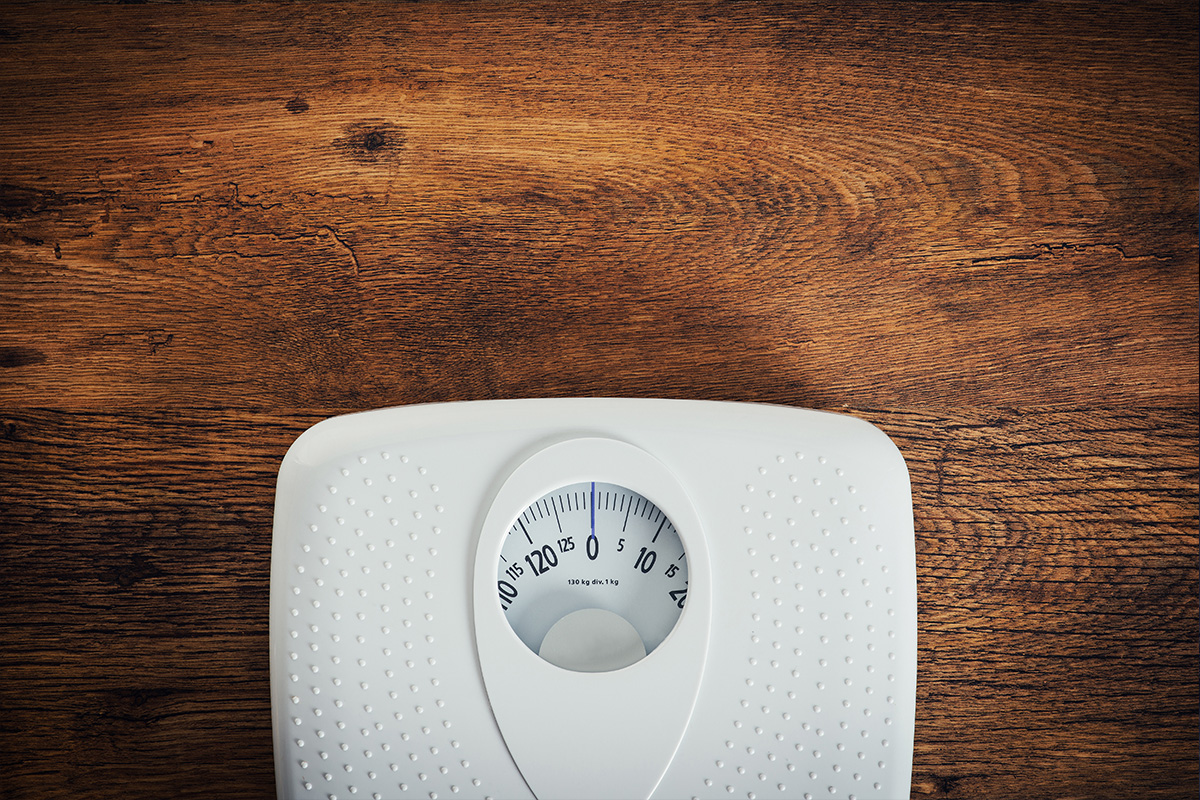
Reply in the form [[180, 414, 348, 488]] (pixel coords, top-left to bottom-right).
[[1, 2, 1196, 408], [0, 407, 1195, 798], [886, 407, 1199, 798]]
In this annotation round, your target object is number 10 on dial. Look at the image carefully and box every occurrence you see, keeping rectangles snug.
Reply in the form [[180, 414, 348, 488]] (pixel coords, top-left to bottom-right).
[[496, 481, 689, 672]]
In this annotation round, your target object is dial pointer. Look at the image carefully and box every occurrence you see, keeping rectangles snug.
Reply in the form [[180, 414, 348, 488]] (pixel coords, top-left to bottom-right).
[[589, 481, 596, 542]]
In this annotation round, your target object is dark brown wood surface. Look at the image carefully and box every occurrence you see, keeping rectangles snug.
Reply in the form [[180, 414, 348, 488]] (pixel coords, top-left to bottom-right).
[[1, 2, 1196, 799]]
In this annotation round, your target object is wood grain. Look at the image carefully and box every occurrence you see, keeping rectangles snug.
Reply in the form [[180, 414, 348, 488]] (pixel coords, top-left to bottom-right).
[[1, 1, 1196, 409], [1, 2, 1197, 799]]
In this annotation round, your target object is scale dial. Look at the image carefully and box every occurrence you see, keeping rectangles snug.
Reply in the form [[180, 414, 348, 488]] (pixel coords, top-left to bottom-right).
[[497, 481, 689, 671]]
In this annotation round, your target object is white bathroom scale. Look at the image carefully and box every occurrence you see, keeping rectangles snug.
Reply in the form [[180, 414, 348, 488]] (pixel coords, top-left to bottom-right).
[[270, 399, 916, 800]]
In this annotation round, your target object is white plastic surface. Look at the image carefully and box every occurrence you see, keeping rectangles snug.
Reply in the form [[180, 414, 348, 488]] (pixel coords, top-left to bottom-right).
[[472, 436, 712, 800], [270, 399, 917, 800]]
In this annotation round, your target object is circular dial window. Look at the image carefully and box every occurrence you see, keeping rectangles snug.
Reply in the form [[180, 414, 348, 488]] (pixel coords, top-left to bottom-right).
[[497, 481, 689, 672]]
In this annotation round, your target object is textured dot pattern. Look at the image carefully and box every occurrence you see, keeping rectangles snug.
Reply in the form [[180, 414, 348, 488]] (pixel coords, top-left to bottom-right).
[[655, 446, 914, 800], [278, 449, 523, 800]]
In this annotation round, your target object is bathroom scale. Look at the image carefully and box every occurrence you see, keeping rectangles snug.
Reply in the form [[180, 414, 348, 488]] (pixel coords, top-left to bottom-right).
[[270, 398, 916, 800]]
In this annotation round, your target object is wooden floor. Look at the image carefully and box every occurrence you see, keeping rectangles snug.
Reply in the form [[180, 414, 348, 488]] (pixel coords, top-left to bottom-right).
[[1, 2, 1196, 798]]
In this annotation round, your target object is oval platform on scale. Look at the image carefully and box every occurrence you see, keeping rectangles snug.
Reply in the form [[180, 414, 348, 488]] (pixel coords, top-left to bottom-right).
[[473, 438, 712, 800]]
